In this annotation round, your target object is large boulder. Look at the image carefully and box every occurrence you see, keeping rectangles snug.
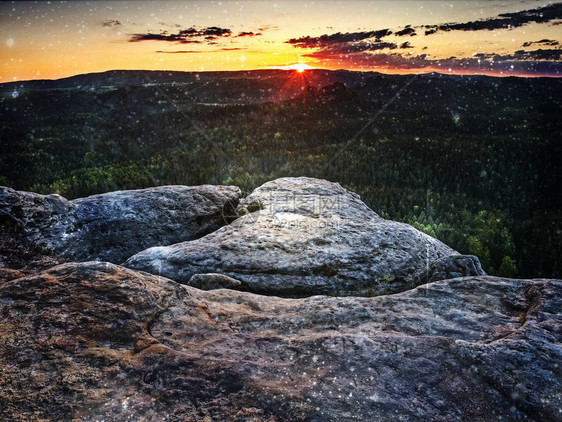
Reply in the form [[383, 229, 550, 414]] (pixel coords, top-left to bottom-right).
[[126, 177, 481, 296], [0, 262, 559, 421], [412, 254, 486, 285], [0, 185, 241, 263]]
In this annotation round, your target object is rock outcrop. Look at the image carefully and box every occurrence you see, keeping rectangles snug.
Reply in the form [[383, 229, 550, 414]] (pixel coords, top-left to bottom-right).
[[0, 268, 24, 284], [188, 272, 244, 290], [0, 219, 69, 274], [0, 185, 241, 263], [126, 177, 483, 296], [412, 254, 486, 285], [1, 262, 559, 421]]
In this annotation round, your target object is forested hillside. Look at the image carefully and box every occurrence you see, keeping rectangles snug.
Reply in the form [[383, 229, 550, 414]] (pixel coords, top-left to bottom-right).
[[1, 70, 560, 278]]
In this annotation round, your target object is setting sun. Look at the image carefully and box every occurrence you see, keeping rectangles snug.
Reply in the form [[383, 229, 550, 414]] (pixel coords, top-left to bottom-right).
[[276, 63, 317, 72]]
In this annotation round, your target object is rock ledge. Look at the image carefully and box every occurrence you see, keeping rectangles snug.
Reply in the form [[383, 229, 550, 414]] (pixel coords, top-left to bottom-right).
[[0, 262, 559, 421]]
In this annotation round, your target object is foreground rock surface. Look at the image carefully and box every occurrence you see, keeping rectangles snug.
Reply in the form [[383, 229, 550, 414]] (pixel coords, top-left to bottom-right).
[[0, 185, 241, 263], [0, 262, 560, 421], [126, 177, 480, 296]]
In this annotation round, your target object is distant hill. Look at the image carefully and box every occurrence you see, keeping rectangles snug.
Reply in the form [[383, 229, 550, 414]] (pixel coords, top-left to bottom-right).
[[0, 69, 376, 103], [0, 69, 363, 94], [3, 68, 558, 105], [0, 68, 507, 95]]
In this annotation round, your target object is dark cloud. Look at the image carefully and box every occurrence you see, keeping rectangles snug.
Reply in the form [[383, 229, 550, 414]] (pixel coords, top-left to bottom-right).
[[499, 4, 562, 25], [237, 31, 262, 37], [130, 33, 202, 43], [395, 26, 416, 36], [349, 41, 397, 52], [522, 39, 560, 47], [285, 36, 318, 48], [473, 49, 562, 61], [400, 42, 414, 49], [286, 29, 392, 48], [202, 27, 232, 37], [367, 42, 397, 51], [302, 50, 429, 70], [425, 3, 562, 34], [101, 20, 121, 27], [129, 26, 232, 43], [303, 49, 561, 75], [301, 41, 398, 55], [513, 49, 562, 60]]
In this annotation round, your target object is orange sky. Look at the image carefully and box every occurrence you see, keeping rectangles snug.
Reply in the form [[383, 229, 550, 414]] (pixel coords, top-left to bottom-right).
[[1, 1, 561, 81]]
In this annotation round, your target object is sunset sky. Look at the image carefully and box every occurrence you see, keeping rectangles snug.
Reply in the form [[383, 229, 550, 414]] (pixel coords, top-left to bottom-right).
[[1, 1, 561, 81]]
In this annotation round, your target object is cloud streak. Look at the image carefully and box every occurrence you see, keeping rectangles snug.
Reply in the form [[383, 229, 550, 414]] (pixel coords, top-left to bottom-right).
[[425, 3, 562, 34], [237, 31, 262, 37], [155, 47, 247, 54], [522, 39, 560, 47], [129, 26, 232, 43], [474, 49, 562, 61], [285, 29, 392, 48], [395, 26, 416, 36], [327, 41, 398, 53]]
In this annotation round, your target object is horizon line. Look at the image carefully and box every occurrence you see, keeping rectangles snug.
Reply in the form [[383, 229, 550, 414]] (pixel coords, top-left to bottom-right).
[[1, 67, 561, 86]]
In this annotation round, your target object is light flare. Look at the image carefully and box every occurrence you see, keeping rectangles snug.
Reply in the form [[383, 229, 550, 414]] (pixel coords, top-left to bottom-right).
[[275, 63, 317, 72]]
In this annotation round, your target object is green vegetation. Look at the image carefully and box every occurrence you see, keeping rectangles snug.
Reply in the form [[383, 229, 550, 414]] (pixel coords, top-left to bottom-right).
[[360, 274, 397, 297], [1, 73, 560, 278]]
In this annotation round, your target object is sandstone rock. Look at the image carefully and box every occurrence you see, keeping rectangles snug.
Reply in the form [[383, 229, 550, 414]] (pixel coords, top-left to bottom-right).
[[0, 268, 24, 284], [189, 273, 244, 290], [0, 262, 559, 421], [0, 187, 75, 252], [126, 177, 468, 296], [0, 185, 241, 263], [0, 222, 69, 273], [412, 254, 486, 285]]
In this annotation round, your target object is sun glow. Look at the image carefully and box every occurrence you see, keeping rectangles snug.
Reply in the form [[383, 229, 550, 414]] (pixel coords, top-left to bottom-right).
[[276, 63, 317, 72]]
